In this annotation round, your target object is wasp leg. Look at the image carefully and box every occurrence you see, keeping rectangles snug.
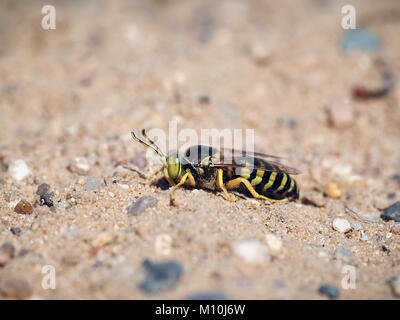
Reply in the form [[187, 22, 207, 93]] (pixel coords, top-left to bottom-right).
[[216, 169, 237, 202], [225, 177, 288, 203], [170, 170, 196, 206], [141, 168, 164, 185]]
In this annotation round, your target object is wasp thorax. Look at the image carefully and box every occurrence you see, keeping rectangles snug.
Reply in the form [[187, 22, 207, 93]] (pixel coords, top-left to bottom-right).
[[166, 152, 182, 179]]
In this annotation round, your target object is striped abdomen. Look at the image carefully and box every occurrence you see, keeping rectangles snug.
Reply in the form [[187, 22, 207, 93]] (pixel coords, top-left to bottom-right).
[[230, 167, 299, 200]]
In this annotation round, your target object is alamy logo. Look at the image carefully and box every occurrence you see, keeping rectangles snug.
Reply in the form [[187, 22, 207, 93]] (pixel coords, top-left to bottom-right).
[[41, 5, 56, 30], [41, 265, 56, 290], [341, 5, 356, 29]]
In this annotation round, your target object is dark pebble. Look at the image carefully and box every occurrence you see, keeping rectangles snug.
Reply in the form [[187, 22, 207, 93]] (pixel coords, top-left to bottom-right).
[[10, 227, 21, 236], [40, 193, 54, 207], [318, 284, 340, 299], [126, 196, 158, 217], [381, 201, 400, 222], [14, 200, 33, 215], [387, 193, 396, 200], [198, 95, 210, 104], [138, 259, 183, 295], [1, 242, 15, 258], [186, 292, 228, 300], [36, 183, 50, 196]]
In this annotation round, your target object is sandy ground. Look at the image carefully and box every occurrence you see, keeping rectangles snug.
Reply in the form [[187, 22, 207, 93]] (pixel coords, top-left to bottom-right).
[[1, 0, 400, 299]]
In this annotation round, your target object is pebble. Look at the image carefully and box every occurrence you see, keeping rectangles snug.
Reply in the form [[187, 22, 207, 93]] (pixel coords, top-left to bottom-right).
[[318, 284, 340, 299], [36, 183, 50, 196], [126, 196, 158, 217], [361, 231, 368, 242], [327, 100, 355, 129], [0, 277, 32, 299], [0, 243, 15, 267], [10, 227, 21, 236], [324, 182, 343, 199], [341, 28, 381, 53], [14, 200, 33, 215], [250, 41, 271, 65], [334, 247, 353, 262], [381, 201, 400, 222], [68, 157, 90, 175], [391, 223, 400, 235], [388, 276, 400, 297], [138, 259, 183, 295], [332, 218, 351, 233], [91, 232, 114, 247], [85, 176, 101, 192], [8, 159, 32, 181], [186, 292, 228, 300], [265, 234, 282, 252], [154, 234, 172, 255], [232, 240, 270, 265], [40, 193, 54, 207]]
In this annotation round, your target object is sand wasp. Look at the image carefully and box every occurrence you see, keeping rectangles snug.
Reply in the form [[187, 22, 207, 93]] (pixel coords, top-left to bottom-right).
[[131, 129, 300, 205]]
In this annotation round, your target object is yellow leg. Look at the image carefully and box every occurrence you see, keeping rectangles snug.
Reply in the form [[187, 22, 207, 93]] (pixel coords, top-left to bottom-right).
[[170, 170, 196, 205], [225, 177, 288, 203], [216, 169, 237, 202]]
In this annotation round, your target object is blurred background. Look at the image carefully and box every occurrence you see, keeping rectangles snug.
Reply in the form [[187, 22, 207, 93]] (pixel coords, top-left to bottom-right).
[[0, 0, 400, 299]]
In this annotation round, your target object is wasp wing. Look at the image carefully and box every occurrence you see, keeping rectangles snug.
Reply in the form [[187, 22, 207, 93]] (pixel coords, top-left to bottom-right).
[[207, 148, 300, 175]]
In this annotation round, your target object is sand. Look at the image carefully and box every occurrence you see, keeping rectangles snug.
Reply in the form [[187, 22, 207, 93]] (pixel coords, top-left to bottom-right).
[[0, 0, 400, 299]]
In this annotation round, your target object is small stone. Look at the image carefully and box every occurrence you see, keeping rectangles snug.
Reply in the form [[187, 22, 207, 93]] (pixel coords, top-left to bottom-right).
[[186, 292, 228, 300], [8, 159, 32, 181], [265, 234, 282, 252], [14, 200, 33, 215], [250, 41, 271, 65], [85, 177, 101, 191], [36, 183, 50, 196], [68, 157, 90, 175], [327, 100, 355, 129], [381, 202, 400, 222], [341, 28, 381, 53], [388, 276, 400, 297], [0, 245, 13, 267], [333, 218, 352, 233], [361, 231, 368, 242], [138, 259, 183, 295], [324, 182, 343, 199], [318, 284, 340, 299], [91, 232, 114, 247], [0, 277, 32, 299], [391, 223, 400, 235], [40, 193, 54, 207], [155, 234, 172, 256], [334, 247, 353, 262], [10, 227, 21, 236], [0, 243, 15, 267], [198, 95, 210, 104], [126, 196, 158, 217], [302, 191, 326, 207], [232, 240, 270, 265]]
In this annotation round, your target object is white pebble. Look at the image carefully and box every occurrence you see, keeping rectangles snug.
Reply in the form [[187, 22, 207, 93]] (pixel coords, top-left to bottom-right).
[[8, 159, 32, 181], [232, 240, 270, 265], [361, 231, 368, 242], [265, 234, 282, 252], [155, 234, 172, 256], [332, 218, 351, 233]]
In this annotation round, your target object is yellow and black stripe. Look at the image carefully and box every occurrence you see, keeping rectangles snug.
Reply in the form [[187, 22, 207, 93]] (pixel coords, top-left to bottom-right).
[[230, 166, 299, 200]]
